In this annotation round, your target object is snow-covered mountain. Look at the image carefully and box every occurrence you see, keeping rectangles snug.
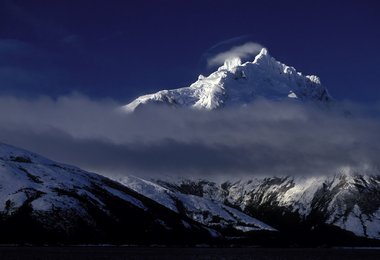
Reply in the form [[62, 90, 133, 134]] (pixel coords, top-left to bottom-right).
[[0, 142, 279, 244], [0, 143, 224, 244], [146, 171, 380, 242], [123, 48, 331, 111], [118, 176, 275, 234], [116, 48, 380, 245]]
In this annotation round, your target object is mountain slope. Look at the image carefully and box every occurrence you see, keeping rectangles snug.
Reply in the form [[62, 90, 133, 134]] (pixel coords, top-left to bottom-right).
[[0, 143, 217, 244], [152, 172, 380, 242], [118, 176, 275, 235], [123, 48, 331, 111]]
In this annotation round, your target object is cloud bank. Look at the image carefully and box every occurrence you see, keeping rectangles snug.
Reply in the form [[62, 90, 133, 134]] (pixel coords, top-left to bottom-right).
[[0, 94, 379, 179], [207, 42, 265, 67]]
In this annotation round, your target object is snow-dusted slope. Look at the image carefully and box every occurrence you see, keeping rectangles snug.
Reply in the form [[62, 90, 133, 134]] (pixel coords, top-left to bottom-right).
[[0, 144, 144, 215], [155, 172, 380, 240], [231, 173, 380, 240], [118, 176, 275, 233], [0, 143, 216, 244], [123, 48, 331, 111]]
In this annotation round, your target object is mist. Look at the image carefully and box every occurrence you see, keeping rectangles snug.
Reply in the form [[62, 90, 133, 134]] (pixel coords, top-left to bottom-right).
[[0, 94, 379, 179], [207, 42, 264, 67]]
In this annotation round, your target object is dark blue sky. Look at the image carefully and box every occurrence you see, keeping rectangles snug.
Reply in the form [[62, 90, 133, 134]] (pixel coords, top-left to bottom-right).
[[0, 0, 379, 103]]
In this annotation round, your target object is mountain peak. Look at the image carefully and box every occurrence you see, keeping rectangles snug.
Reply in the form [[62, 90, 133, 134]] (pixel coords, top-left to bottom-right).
[[254, 48, 272, 62], [256, 47, 269, 58], [122, 50, 331, 111]]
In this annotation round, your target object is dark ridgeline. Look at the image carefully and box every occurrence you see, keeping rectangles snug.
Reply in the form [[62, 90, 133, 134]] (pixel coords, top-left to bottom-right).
[[1, 142, 380, 247]]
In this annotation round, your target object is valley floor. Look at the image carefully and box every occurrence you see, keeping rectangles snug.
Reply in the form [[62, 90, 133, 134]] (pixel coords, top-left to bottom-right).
[[1, 246, 380, 260]]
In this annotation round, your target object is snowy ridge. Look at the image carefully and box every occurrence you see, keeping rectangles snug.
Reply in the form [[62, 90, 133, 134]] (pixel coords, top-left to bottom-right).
[[0, 143, 223, 243], [123, 48, 331, 111], [0, 143, 146, 215], [155, 171, 380, 240], [121, 175, 178, 212], [118, 176, 275, 232]]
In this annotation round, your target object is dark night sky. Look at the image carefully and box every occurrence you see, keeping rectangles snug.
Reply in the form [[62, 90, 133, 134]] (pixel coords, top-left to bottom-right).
[[0, 0, 379, 103]]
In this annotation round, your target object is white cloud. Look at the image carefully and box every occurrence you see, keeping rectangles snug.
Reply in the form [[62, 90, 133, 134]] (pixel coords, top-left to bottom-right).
[[207, 42, 265, 67]]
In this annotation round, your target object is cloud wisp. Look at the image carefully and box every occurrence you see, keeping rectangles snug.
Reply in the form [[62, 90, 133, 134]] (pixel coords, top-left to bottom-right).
[[207, 42, 265, 67], [0, 94, 379, 179]]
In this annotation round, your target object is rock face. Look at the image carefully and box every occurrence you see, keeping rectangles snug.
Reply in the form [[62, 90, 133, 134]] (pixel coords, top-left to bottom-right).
[[123, 48, 331, 112], [144, 172, 380, 243], [0, 143, 218, 244]]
